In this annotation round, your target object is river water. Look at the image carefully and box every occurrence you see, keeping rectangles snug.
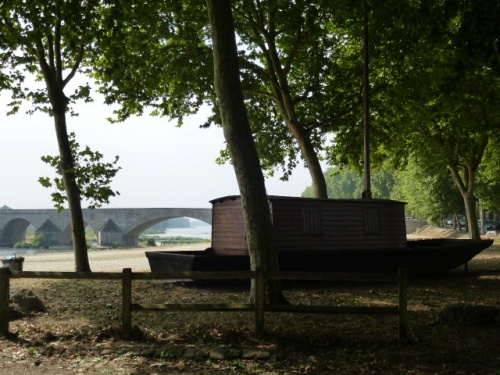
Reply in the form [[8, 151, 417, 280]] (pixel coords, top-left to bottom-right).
[[162, 226, 211, 239], [0, 248, 71, 257]]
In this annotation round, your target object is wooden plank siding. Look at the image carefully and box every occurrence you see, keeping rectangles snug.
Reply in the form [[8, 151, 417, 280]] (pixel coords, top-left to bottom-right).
[[211, 197, 248, 255], [210, 195, 407, 256], [272, 197, 407, 252]]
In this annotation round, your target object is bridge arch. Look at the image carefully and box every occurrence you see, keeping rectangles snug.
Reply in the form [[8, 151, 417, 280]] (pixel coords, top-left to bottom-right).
[[122, 215, 211, 246], [0, 218, 31, 247]]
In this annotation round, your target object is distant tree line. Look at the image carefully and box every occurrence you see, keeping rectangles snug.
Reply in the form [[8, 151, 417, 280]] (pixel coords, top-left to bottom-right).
[[303, 161, 500, 229]]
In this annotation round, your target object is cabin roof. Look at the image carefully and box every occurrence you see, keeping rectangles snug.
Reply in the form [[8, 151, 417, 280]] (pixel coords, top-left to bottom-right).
[[209, 195, 406, 205]]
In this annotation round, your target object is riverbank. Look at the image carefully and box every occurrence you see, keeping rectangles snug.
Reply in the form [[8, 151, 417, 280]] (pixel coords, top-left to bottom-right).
[[19, 243, 208, 272]]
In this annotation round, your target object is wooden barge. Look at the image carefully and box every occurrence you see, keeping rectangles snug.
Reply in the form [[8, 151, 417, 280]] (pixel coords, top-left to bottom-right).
[[146, 195, 492, 276]]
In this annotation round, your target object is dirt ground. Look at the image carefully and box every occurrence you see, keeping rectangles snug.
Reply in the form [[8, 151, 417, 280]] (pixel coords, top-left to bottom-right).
[[1, 229, 499, 374]]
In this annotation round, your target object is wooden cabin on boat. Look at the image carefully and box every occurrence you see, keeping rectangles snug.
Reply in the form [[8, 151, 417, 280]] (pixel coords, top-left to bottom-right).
[[210, 195, 407, 256]]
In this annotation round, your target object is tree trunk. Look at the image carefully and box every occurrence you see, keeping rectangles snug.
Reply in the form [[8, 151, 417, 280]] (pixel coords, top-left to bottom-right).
[[285, 118, 328, 199], [206, 0, 285, 303], [274, 84, 327, 198], [463, 190, 480, 239], [50, 88, 91, 272], [264, 40, 328, 198], [449, 165, 480, 240], [448, 134, 489, 240], [53, 108, 91, 272]]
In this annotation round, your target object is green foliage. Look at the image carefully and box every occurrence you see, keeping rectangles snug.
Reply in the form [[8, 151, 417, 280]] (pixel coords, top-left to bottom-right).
[[138, 236, 210, 246], [451, 0, 500, 73], [91, 1, 371, 190], [13, 241, 32, 250], [39, 132, 121, 211], [232, 0, 365, 181], [92, 1, 213, 124], [14, 234, 50, 249], [391, 159, 463, 224], [476, 137, 500, 211], [301, 160, 475, 225], [324, 167, 363, 199], [361, 1, 500, 237], [32, 234, 51, 249], [302, 166, 394, 200], [0, 0, 101, 115], [86, 240, 98, 249], [85, 228, 97, 241]]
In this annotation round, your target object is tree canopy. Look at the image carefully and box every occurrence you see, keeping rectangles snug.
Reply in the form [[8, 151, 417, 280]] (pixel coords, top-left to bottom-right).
[[93, 1, 380, 198], [375, 2, 500, 238], [320, 1, 500, 238]]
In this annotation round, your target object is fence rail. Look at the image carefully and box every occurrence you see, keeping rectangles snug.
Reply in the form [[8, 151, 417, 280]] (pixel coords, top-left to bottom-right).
[[0, 267, 408, 345]]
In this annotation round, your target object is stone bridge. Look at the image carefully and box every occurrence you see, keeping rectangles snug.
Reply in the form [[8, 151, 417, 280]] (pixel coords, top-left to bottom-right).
[[0, 208, 212, 247]]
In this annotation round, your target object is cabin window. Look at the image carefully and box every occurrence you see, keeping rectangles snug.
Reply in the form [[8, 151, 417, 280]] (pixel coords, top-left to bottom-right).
[[302, 206, 322, 234], [364, 208, 381, 234]]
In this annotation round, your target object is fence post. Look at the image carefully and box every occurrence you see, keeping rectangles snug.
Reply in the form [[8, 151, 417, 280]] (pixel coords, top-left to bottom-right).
[[122, 268, 132, 339], [398, 268, 408, 346], [0, 267, 10, 336], [254, 268, 265, 338]]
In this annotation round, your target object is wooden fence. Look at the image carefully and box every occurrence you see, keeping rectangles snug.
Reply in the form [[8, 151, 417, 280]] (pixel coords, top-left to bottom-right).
[[0, 267, 408, 345]]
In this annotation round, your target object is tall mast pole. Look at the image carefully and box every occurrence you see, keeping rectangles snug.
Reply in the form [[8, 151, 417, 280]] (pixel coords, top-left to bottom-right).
[[362, 1, 372, 199]]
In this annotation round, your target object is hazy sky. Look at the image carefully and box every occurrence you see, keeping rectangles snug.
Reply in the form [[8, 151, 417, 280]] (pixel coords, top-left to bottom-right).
[[0, 88, 312, 209]]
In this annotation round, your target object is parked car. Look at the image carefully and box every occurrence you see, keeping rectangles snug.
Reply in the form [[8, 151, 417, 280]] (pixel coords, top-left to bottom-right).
[[459, 219, 466, 230], [485, 221, 500, 231]]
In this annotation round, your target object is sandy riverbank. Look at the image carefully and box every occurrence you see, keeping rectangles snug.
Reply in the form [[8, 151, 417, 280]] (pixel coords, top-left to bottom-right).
[[19, 243, 208, 272]]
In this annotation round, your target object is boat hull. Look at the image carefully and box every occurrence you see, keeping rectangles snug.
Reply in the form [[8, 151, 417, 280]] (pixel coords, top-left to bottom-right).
[[146, 239, 493, 277]]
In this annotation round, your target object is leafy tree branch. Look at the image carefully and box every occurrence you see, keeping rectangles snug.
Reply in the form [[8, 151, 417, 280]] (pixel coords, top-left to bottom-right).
[[39, 133, 121, 212]]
